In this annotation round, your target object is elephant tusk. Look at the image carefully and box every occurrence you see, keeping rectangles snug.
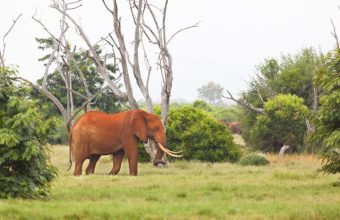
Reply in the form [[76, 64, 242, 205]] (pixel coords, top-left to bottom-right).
[[166, 149, 183, 154], [157, 143, 183, 158]]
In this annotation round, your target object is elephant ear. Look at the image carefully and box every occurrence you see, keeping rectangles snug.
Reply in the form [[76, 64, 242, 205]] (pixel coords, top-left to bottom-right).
[[132, 111, 148, 143]]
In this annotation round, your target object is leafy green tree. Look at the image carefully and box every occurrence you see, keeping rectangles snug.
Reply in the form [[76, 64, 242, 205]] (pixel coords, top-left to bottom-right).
[[166, 106, 241, 162], [0, 68, 57, 198], [249, 94, 309, 152], [313, 49, 340, 173], [276, 48, 322, 107], [197, 81, 224, 104]]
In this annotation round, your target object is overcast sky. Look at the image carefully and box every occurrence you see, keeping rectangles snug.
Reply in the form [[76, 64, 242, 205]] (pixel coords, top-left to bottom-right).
[[1, 0, 339, 102]]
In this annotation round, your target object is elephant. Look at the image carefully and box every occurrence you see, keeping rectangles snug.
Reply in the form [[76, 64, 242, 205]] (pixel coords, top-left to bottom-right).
[[68, 110, 181, 176], [226, 122, 241, 134]]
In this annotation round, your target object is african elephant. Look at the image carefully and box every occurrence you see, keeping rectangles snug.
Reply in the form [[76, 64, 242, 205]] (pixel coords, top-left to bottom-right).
[[68, 110, 181, 176], [227, 122, 241, 134]]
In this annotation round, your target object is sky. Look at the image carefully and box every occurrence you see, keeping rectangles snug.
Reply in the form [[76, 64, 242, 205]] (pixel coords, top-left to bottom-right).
[[1, 0, 339, 103]]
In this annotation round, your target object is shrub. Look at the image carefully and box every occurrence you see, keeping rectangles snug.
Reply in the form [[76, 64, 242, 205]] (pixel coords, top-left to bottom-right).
[[0, 68, 57, 198], [239, 154, 269, 166], [166, 106, 242, 162]]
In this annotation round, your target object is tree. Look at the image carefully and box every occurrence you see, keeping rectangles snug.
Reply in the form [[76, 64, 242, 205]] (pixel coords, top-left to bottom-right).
[[313, 49, 340, 173], [0, 68, 57, 198], [198, 81, 224, 104], [250, 94, 309, 152], [224, 48, 323, 152], [166, 106, 242, 162]]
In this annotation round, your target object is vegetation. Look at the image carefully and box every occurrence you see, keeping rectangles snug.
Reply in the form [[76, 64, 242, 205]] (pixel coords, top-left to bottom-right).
[[239, 154, 270, 166], [1, 146, 339, 219], [313, 49, 340, 173], [32, 38, 122, 117], [250, 94, 309, 152], [166, 106, 241, 162], [0, 68, 57, 198], [193, 100, 240, 123], [239, 48, 326, 153]]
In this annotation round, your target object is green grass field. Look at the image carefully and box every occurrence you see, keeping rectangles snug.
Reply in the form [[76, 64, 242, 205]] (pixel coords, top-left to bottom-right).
[[1, 145, 340, 220]]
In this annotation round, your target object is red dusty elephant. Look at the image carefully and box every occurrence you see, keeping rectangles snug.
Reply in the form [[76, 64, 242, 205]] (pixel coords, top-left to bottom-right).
[[68, 110, 181, 176], [226, 121, 241, 134]]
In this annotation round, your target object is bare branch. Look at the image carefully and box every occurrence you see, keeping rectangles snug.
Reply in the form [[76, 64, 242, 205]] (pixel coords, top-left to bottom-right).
[[222, 90, 265, 114], [14, 76, 69, 120], [68, 85, 108, 124], [51, 1, 127, 101], [162, 0, 169, 45], [0, 13, 22, 68], [331, 19, 340, 51], [167, 22, 199, 45], [33, 5, 69, 89], [256, 89, 265, 104]]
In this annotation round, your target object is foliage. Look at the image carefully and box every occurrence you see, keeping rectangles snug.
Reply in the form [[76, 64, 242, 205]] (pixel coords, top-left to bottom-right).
[[192, 100, 240, 123], [46, 117, 69, 145], [0, 68, 57, 198], [242, 48, 321, 108], [238, 153, 269, 166], [250, 94, 309, 152], [240, 48, 322, 152], [197, 81, 224, 104], [313, 49, 340, 174], [32, 38, 122, 117], [166, 106, 241, 162]]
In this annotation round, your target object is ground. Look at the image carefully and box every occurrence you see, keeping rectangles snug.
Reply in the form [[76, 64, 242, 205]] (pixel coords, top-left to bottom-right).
[[0, 142, 339, 220]]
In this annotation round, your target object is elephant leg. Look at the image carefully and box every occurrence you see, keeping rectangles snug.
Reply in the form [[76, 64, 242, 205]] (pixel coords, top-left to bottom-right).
[[109, 149, 125, 175], [74, 154, 87, 176], [125, 146, 138, 176], [85, 155, 101, 175]]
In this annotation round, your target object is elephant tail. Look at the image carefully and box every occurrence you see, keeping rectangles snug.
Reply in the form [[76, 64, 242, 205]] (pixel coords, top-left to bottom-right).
[[67, 131, 73, 171]]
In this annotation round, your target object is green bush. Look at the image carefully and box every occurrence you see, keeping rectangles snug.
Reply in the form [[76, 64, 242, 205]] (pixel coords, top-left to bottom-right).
[[0, 68, 57, 198], [166, 106, 242, 162], [239, 154, 269, 166]]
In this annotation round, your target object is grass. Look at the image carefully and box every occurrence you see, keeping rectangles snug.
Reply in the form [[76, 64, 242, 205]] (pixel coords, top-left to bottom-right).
[[0, 145, 340, 220]]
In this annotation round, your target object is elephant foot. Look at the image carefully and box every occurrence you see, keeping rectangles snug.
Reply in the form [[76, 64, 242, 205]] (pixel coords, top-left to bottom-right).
[[108, 170, 119, 175]]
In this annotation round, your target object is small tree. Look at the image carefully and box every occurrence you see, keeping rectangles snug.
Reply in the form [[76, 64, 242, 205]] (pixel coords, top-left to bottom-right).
[[166, 106, 241, 162], [0, 68, 57, 198], [197, 81, 224, 104], [251, 94, 309, 152]]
